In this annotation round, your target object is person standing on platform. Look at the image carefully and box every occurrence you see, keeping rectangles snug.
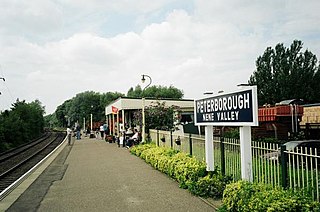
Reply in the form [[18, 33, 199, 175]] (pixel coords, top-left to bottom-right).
[[76, 124, 81, 140], [103, 123, 108, 140], [99, 123, 104, 140], [67, 126, 72, 145]]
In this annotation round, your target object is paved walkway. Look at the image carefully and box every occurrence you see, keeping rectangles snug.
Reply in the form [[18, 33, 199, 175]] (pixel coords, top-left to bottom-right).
[[6, 137, 215, 212]]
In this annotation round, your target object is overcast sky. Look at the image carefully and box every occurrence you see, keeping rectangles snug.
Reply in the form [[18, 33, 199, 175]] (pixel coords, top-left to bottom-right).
[[0, 0, 319, 114]]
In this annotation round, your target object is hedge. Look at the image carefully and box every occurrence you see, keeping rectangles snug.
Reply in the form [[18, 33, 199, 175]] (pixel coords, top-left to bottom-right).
[[218, 181, 320, 212], [130, 144, 231, 199]]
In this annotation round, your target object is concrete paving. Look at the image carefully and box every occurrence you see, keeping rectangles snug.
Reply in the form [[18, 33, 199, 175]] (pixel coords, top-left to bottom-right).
[[5, 137, 215, 212]]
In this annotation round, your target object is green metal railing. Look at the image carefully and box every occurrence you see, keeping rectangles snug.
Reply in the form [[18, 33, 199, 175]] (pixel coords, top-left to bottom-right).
[[149, 129, 320, 201]]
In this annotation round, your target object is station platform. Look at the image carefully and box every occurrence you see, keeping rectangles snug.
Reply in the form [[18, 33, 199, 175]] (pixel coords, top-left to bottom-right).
[[1, 136, 215, 211]]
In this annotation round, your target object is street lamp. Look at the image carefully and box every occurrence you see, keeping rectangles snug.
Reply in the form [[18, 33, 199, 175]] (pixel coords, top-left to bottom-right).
[[90, 105, 93, 131], [0, 78, 4, 95], [141, 74, 152, 143]]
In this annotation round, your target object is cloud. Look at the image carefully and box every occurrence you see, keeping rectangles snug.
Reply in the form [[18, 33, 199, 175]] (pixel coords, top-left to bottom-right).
[[0, 0, 63, 43], [0, 0, 320, 114]]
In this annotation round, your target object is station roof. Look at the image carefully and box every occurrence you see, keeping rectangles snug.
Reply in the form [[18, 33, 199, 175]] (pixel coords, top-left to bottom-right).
[[105, 97, 194, 115]]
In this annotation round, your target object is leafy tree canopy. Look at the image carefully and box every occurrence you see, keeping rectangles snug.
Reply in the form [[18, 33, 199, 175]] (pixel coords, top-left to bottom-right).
[[248, 40, 320, 105], [48, 85, 184, 129], [0, 99, 45, 152], [133, 101, 181, 132], [127, 85, 184, 99], [49, 91, 124, 128]]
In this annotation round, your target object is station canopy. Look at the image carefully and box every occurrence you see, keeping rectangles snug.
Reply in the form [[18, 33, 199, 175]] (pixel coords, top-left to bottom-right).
[[105, 97, 194, 115]]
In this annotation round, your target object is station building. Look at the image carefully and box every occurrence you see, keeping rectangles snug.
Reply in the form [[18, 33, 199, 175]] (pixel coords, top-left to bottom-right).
[[105, 97, 194, 136]]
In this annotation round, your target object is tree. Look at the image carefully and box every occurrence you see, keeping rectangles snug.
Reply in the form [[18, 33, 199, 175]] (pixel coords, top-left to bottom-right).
[[55, 100, 72, 127], [133, 101, 181, 132], [127, 85, 184, 99], [249, 40, 320, 105], [0, 99, 45, 152], [44, 113, 58, 128], [127, 85, 142, 98], [52, 91, 124, 128]]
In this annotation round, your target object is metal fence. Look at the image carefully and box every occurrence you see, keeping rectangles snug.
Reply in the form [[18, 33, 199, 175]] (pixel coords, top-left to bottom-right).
[[149, 129, 320, 201]]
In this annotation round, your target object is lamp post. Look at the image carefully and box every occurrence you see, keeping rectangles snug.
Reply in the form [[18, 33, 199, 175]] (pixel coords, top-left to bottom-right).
[[0, 78, 4, 95], [141, 74, 152, 143], [90, 105, 93, 132]]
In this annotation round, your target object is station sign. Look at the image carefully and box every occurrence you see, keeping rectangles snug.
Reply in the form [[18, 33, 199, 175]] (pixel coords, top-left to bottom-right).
[[112, 106, 119, 114], [194, 86, 258, 126]]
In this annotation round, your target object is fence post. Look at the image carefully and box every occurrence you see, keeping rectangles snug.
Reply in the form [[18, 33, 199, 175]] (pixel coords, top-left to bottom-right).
[[170, 130, 173, 148], [189, 134, 193, 156], [220, 136, 225, 176], [157, 130, 159, 147], [280, 144, 288, 189], [306, 123, 310, 139]]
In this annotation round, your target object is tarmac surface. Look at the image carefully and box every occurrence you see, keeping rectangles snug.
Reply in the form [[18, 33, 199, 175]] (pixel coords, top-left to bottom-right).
[[3, 137, 216, 212]]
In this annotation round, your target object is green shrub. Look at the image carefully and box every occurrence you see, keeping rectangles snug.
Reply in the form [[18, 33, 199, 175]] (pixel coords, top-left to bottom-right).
[[223, 128, 239, 139], [222, 181, 256, 211], [130, 144, 228, 199], [130, 143, 155, 156], [188, 170, 232, 198], [221, 181, 320, 212]]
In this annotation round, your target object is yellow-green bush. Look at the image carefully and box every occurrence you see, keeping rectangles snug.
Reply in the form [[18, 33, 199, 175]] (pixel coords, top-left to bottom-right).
[[130, 144, 230, 199], [220, 181, 320, 212]]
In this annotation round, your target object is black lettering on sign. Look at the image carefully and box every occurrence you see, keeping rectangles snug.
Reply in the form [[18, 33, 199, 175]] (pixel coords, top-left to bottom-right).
[[195, 88, 257, 126]]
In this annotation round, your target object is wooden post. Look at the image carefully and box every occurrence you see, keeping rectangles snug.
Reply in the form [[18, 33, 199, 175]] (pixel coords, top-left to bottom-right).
[[205, 126, 214, 171], [240, 126, 253, 182]]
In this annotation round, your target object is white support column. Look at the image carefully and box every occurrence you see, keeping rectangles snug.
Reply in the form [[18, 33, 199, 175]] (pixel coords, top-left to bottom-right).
[[112, 113, 115, 136], [90, 114, 93, 131], [240, 126, 253, 182], [205, 126, 214, 171], [116, 112, 119, 136], [122, 109, 125, 130], [109, 115, 112, 134]]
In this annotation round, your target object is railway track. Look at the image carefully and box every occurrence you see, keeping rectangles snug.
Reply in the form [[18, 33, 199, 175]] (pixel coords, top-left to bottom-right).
[[0, 132, 65, 200]]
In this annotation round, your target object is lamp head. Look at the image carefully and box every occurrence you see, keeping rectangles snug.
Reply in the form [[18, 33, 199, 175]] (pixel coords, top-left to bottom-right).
[[141, 75, 145, 83]]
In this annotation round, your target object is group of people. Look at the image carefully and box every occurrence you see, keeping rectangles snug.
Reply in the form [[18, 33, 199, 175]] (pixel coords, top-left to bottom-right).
[[66, 122, 141, 148], [98, 123, 109, 140], [124, 128, 140, 148], [66, 123, 82, 145]]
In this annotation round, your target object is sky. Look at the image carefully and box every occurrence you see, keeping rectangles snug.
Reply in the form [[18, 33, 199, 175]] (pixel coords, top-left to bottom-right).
[[0, 0, 319, 114]]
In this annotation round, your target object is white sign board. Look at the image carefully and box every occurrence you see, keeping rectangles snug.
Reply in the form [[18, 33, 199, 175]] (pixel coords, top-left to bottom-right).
[[194, 86, 258, 181], [194, 86, 258, 126]]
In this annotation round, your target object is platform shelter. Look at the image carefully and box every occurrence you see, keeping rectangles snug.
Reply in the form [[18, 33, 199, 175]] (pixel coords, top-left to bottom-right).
[[105, 97, 194, 137]]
